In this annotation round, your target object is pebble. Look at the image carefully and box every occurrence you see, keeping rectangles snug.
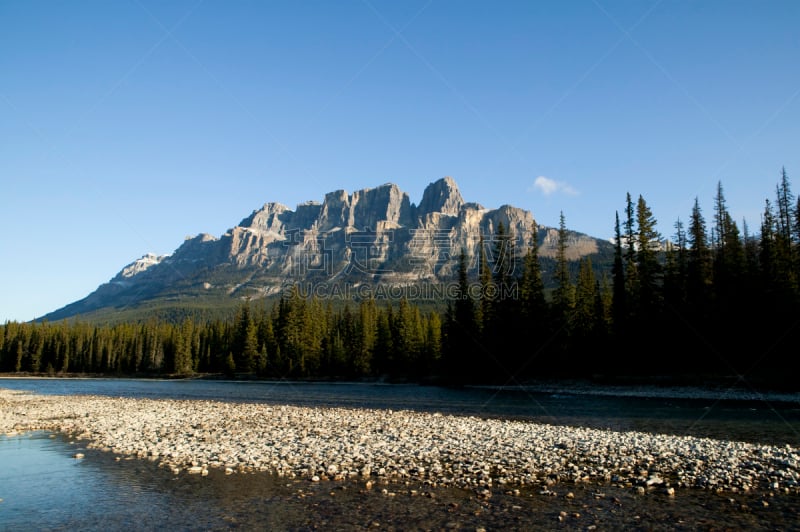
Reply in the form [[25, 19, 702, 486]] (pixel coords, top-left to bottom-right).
[[1, 388, 798, 496]]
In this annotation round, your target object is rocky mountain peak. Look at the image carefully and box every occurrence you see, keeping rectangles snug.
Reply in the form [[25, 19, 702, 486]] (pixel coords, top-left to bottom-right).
[[239, 202, 292, 233], [111, 253, 167, 284], [417, 176, 464, 218], [317, 183, 412, 231]]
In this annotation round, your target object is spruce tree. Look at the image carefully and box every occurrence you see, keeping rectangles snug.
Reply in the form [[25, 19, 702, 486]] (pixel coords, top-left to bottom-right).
[[553, 211, 574, 318], [774, 168, 797, 291], [635, 195, 662, 313], [572, 257, 598, 340], [444, 247, 479, 381], [664, 217, 687, 309], [492, 221, 515, 299], [233, 299, 259, 373], [622, 193, 640, 315], [488, 221, 518, 380], [476, 234, 493, 333], [520, 225, 547, 323], [687, 197, 712, 309], [611, 211, 627, 335]]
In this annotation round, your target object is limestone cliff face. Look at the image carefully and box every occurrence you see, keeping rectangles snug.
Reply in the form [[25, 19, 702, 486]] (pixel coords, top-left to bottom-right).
[[41, 177, 614, 321], [417, 175, 464, 219], [163, 176, 602, 285], [539, 227, 599, 260]]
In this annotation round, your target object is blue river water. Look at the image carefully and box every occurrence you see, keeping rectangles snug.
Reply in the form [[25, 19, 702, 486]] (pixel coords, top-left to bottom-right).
[[2, 378, 800, 530]]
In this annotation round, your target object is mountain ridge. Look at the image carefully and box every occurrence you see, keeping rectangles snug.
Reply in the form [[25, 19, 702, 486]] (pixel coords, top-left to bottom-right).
[[41, 177, 613, 323]]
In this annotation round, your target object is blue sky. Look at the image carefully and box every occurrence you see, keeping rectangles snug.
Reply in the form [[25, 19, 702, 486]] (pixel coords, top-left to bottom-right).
[[2, 0, 799, 322]]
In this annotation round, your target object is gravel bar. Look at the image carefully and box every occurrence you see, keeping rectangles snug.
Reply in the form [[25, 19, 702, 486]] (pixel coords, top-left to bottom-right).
[[2, 388, 798, 496]]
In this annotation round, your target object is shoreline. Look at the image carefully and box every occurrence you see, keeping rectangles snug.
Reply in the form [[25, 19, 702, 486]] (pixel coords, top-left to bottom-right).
[[4, 373, 800, 404], [2, 388, 798, 498], [471, 381, 800, 404]]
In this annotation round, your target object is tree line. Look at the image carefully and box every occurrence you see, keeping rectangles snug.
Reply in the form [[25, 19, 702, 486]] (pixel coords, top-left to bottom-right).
[[441, 167, 798, 386], [2, 168, 798, 387], [0, 287, 442, 380]]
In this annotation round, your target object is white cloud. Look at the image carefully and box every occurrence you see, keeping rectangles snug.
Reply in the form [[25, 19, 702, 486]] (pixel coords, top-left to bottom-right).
[[530, 176, 579, 196]]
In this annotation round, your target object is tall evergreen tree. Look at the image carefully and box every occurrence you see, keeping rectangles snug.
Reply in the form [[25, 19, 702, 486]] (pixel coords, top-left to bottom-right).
[[776, 167, 795, 243], [476, 234, 493, 332], [172, 318, 194, 375], [488, 221, 518, 379], [492, 221, 515, 299], [516, 226, 549, 377], [687, 197, 712, 309], [760, 198, 778, 292], [442, 248, 479, 381], [664, 217, 687, 309], [373, 305, 393, 376], [520, 226, 547, 323], [621, 193, 640, 317], [743, 218, 760, 279], [553, 211, 574, 318], [774, 168, 797, 291], [635, 195, 662, 313], [572, 257, 598, 339], [611, 211, 627, 335], [712, 182, 746, 295], [233, 299, 259, 373]]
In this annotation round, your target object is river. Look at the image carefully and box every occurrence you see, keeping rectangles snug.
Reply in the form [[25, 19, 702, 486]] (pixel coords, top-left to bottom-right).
[[1, 378, 799, 530]]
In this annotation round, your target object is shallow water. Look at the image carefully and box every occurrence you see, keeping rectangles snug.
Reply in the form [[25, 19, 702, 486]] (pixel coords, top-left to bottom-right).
[[2, 432, 799, 531], [3, 379, 800, 530]]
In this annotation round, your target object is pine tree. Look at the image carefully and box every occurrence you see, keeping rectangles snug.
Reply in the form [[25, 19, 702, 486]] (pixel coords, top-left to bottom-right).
[[520, 225, 547, 323], [624, 193, 635, 249], [444, 248, 479, 381], [713, 182, 746, 295], [774, 168, 797, 291], [454, 247, 478, 335], [687, 197, 712, 309], [373, 306, 393, 376], [476, 234, 493, 332], [794, 195, 800, 280], [487, 220, 519, 379], [492, 221, 515, 299], [743, 218, 760, 278], [664, 217, 687, 308], [597, 272, 613, 335], [553, 211, 574, 318], [776, 167, 795, 243], [233, 299, 259, 373], [572, 257, 598, 338], [172, 318, 194, 375], [618, 196, 639, 318], [424, 311, 442, 373], [355, 298, 377, 376], [635, 195, 661, 313], [611, 211, 627, 334], [760, 198, 778, 291]]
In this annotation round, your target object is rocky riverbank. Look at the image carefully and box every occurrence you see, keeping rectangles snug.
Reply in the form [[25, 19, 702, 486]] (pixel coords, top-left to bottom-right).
[[2, 388, 798, 497]]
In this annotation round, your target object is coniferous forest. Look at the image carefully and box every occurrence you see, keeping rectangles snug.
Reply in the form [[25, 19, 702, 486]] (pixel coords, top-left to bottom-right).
[[2, 170, 799, 389]]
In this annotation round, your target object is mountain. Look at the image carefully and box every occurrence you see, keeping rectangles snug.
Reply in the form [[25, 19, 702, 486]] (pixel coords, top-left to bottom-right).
[[41, 177, 613, 323]]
